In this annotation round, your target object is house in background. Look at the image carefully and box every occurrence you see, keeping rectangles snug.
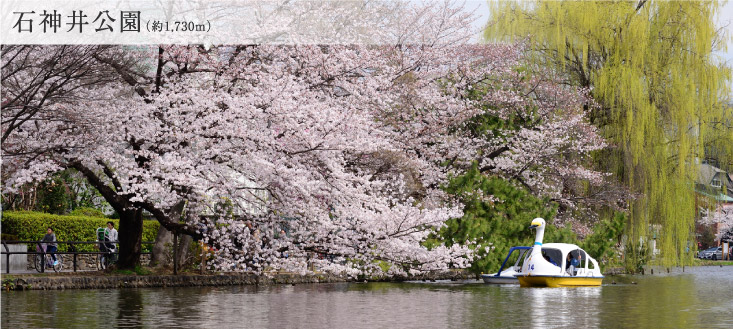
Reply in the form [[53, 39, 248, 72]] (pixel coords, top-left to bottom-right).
[[695, 161, 733, 248], [696, 161, 733, 200]]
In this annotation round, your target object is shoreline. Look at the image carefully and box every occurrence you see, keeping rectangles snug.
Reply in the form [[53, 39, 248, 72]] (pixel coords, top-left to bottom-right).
[[3, 272, 346, 291], [4, 264, 730, 291], [1, 269, 472, 291]]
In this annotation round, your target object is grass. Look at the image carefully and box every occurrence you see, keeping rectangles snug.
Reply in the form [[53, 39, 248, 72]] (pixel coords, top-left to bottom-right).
[[114, 265, 153, 275], [693, 259, 733, 266]]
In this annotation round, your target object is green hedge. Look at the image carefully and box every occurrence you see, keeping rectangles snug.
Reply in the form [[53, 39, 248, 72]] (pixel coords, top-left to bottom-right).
[[1, 211, 159, 252]]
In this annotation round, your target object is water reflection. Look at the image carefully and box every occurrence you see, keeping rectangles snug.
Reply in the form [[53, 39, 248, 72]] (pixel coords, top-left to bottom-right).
[[117, 290, 144, 328], [599, 273, 701, 327], [526, 286, 602, 328], [2, 266, 732, 329]]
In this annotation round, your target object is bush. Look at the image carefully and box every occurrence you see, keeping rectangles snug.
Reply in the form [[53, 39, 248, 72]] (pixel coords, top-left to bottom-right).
[[1, 233, 19, 241], [1, 211, 159, 252]]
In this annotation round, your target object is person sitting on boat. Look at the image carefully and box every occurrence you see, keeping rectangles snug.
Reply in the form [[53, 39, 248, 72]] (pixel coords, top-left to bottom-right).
[[542, 250, 559, 267], [566, 252, 580, 276]]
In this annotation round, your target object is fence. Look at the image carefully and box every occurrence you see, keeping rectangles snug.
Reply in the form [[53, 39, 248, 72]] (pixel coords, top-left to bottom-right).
[[0, 240, 154, 274]]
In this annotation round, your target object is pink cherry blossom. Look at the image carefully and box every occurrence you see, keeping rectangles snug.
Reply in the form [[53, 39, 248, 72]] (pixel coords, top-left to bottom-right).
[[1, 2, 613, 276]]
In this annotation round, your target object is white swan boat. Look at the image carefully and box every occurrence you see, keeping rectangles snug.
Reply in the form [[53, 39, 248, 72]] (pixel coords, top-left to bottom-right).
[[515, 218, 604, 287], [481, 246, 531, 284]]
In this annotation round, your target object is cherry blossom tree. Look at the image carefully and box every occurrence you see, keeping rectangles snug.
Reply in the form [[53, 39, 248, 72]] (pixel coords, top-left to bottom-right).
[[700, 204, 733, 241], [2, 2, 611, 275], [0, 45, 120, 144]]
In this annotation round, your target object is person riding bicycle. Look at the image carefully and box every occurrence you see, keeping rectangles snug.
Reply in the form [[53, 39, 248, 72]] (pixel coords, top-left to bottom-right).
[[41, 227, 59, 266]]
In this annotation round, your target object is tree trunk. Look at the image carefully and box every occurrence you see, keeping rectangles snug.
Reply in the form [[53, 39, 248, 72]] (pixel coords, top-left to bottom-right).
[[150, 225, 195, 269], [117, 208, 143, 269], [176, 233, 193, 267], [150, 201, 194, 269], [150, 226, 173, 267]]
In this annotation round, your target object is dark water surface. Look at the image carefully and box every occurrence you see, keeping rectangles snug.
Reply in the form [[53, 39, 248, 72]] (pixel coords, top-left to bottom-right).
[[2, 266, 732, 328]]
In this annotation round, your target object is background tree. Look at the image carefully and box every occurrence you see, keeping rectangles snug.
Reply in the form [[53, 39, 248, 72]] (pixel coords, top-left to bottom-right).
[[486, 0, 733, 269], [431, 163, 577, 276], [0, 45, 118, 143], [424, 56, 613, 275], [2, 169, 112, 215], [579, 212, 626, 270], [720, 226, 733, 245], [700, 204, 733, 241]]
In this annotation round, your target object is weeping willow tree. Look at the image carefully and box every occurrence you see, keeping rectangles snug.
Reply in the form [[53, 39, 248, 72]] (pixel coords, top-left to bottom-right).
[[485, 0, 733, 268]]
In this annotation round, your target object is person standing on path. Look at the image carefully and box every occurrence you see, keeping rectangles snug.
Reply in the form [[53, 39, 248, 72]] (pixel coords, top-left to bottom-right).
[[42, 227, 58, 266], [105, 221, 118, 262]]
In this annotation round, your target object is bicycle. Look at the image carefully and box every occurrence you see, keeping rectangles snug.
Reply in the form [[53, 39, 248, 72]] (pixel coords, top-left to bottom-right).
[[34, 244, 62, 273], [96, 242, 117, 270]]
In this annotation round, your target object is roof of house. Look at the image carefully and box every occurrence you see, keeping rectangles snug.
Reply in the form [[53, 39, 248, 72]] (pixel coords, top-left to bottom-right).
[[696, 163, 733, 201], [698, 163, 727, 185]]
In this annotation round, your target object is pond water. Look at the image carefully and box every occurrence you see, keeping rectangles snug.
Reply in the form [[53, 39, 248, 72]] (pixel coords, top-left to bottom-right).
[[2, 266, 732, 328]]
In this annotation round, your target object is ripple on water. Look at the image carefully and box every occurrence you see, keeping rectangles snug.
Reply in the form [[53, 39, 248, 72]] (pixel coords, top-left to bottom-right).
[[2, 267, 733, 328]]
